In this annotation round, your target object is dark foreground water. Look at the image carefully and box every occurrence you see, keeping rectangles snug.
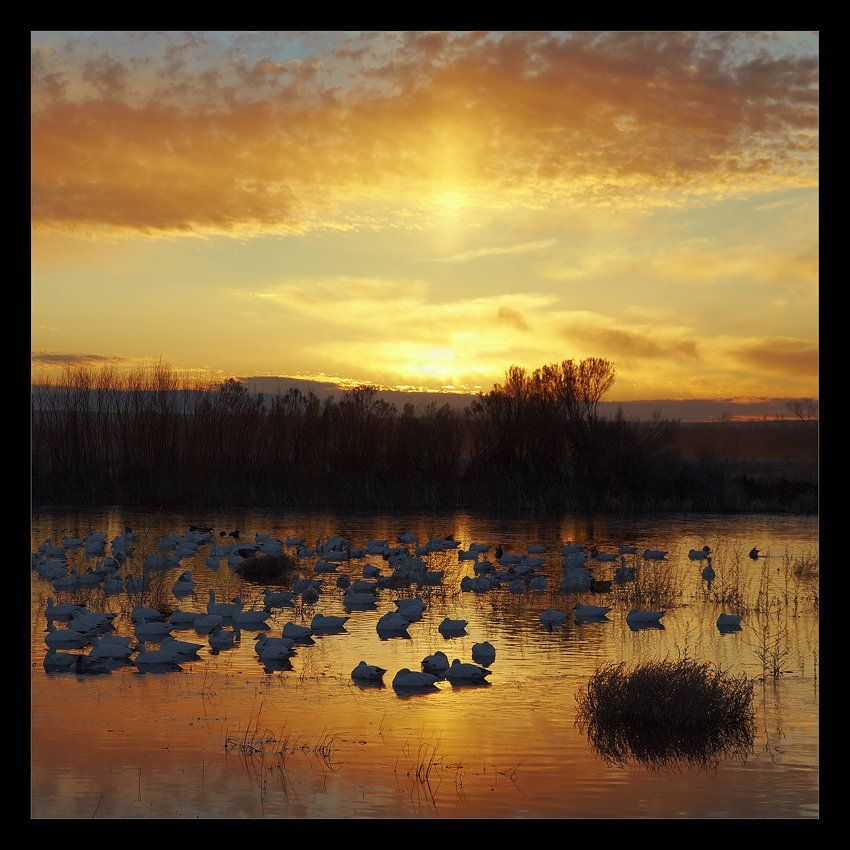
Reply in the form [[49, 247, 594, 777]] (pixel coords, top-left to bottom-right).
[[31, 509, 818, 818]]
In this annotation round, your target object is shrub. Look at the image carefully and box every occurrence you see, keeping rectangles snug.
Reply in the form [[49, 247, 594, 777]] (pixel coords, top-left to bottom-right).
[[576, 659, 755, 770], [236, 553, 298, 586]]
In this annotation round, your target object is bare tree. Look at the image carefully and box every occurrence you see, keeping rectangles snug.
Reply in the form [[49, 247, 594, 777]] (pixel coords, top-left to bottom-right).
[[785, 398, 819, 422]]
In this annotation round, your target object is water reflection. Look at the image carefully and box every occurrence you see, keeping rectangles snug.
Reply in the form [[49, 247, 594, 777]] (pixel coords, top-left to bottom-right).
[[581, 716, 756, 773], [31, 509, 818, 818]]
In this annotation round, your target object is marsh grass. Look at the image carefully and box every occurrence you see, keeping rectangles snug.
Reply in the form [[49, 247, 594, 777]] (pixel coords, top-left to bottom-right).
[[236, 553, 298, 586], [576, 659, 755, 771], [123, 571, 177, 618], [748, 614, 793, 680], [613, 560, 682, 610]]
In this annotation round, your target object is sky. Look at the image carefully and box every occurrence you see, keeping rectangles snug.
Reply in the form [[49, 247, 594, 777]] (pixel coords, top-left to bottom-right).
[[31, 31, 819, 402]]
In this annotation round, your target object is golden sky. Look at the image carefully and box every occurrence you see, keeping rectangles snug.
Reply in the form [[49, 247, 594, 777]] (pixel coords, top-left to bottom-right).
[[31, 31, 818, 400]]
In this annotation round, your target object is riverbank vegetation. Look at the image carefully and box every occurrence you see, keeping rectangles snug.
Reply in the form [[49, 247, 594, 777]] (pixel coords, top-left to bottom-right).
[[31, 361, 817, 512]]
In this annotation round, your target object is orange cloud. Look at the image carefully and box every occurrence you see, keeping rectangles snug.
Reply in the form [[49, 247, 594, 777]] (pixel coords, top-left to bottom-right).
[[731, 338, 818, 377], [31, 31, 818, 237]]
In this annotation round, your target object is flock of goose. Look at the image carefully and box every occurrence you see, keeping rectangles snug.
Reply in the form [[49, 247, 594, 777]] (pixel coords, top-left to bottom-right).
[[32, 528, 743, 691]]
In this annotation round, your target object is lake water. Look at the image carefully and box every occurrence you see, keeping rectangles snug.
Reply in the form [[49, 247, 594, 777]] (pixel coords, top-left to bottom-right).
[[30, 509, 818, 818]]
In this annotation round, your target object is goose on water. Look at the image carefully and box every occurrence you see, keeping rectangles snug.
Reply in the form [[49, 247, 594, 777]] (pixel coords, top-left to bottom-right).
[[135, 641, 183, 665], [88, 636, 133, 660], [172, 572, 196, 596], [160, 635, 204, 657], [254, 633, 293, 660], [445, 659, 491, 684], [131, 605, 163, 622], [134, 617, 174, 640], [45, 623, 89, 648], [281, 622, 314, 641], [422, 651, 450, 676], [471, 641, 496, 666], [206, 590, 237, 617], [351, 661, 387, 682], [311, 613, 349, 632], [254, 632, 295, 661], [539, 609, 567, 627], [395, 598, 426, 619], [68, 611, 117, 632], [438, 617, 468, 636], [344, 591, 378, 608], [193, 614, 222, 634], [263, 589, 295, 610], [574, 603, 612, 620], [626, 609, 665, 624], [392, 669, 438, 690], [44, 649, 85, 672], [231, 599, 271, 626], [208, 627, 236, 650], [717, 613, 743, 632], [169, 610, 198, 627], [376, 612, 411, 636], [45, 598, 86, 622]]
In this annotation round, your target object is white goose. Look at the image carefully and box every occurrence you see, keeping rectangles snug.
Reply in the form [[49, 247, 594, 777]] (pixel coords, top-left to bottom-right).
[[134, 617, 174, 640], [376, 612, 411, 636], [438, 618, 467, 636], [193, 614, 222, 634], [574, 603, 612, 619], [351, 661, 387, 682], [207, 590, 237, 617], [471, 641, 496, 666], [230, 598, 270, 626], [45, 597, 86, 622], [422, 651, 450, 676], [45, 624, 88, 648], [626, 609, 665, 624], [311, 613, 349, 632], [88, 636, 133, 660], [254, 634, 294, 659], [160, 635, 203, 656], [208, 627, 236, 650], [717, 613, 742, 631], [43, 649, 83, 672], [281, 622, 313, 641], [539, 609, 567, 627], [172, 571, 196, 596], [445, 659, 491, 684], [392, 669, 438, 690], [134, 641, 183, 665]]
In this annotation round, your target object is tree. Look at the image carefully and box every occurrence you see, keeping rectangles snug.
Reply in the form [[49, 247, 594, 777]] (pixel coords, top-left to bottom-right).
[[785, 398, 819, 422]]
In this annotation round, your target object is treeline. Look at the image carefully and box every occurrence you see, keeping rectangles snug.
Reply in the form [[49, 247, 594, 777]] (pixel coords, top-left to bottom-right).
[[31, 361, 816, 513]]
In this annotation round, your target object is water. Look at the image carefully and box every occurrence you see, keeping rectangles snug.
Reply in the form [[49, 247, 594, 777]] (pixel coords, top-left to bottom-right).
[[31, 509, 818, 818]]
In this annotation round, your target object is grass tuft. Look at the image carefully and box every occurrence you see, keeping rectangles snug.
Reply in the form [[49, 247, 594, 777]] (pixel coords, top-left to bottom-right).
[[576, 659, 755, 771]]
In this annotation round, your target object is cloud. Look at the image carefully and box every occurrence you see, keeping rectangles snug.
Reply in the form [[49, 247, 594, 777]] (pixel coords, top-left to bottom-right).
[[496, 306, 530, 332], [560, 322, 700, 361], [434, 239, 555, 263], [31, 31, 818, 237], [731, 338, 818, 377], [31, 351, 131, 367]]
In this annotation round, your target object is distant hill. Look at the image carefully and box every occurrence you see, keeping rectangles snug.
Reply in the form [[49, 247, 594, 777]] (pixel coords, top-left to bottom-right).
[[30, 374, 812, 423], [239, 376, 807, 423]]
